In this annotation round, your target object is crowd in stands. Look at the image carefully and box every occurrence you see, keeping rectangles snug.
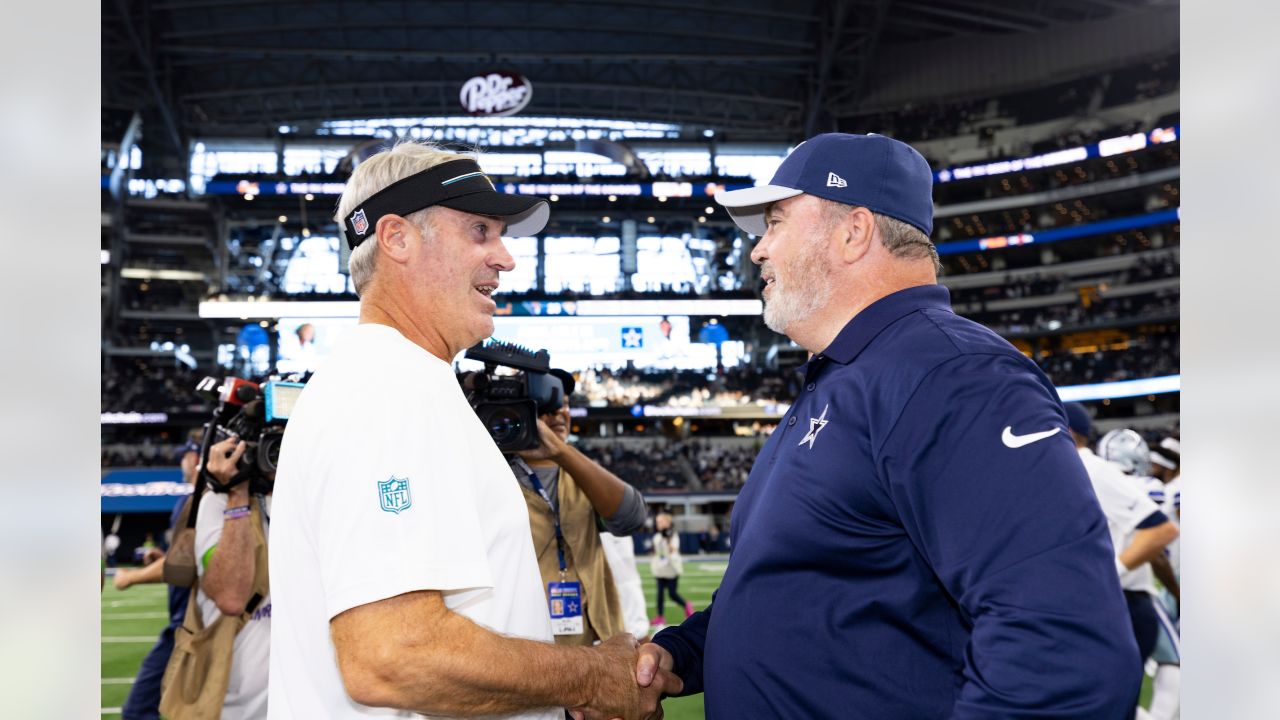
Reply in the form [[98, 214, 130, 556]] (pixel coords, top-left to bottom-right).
[[688, 441, 756, 492], [579, 441, 692, 492], [977, 291, 1179, 336], [102, 361, 204, 414], [948, 253, 1179, 306], [943, 223, 1179, 276], [576, 365, 798, 409], [102, 440, 185, 468], [1036, 332, 1179, 387]]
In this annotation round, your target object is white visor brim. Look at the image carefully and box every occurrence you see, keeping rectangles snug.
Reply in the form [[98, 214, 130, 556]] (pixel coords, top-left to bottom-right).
[[714, 185, 804, 235]]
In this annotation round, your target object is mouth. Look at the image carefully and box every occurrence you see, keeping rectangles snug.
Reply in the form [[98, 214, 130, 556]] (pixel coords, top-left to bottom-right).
[[473, 283, 498, 300]]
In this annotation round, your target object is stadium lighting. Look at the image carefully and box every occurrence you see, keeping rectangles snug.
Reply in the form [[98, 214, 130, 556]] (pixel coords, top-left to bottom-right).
[[278, 215, 288, 223], [550, 194, 560, 202], [608, 195, 618, 202], [304, 193, 315, 201], [1057, 375, 1180, 402], [602, 216, 612, 223]]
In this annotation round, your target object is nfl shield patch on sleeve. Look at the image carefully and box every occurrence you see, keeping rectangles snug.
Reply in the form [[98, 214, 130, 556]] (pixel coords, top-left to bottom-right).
[[378, 476, 412, 514]]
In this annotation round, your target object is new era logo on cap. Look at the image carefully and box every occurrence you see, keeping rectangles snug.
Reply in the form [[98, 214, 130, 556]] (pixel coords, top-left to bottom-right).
[[826, 172, 847, 188]]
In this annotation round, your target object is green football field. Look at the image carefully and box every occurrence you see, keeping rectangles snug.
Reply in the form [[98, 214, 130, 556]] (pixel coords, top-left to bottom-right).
[[99, 559, 724, 718], [101, 557, 1152, 718]]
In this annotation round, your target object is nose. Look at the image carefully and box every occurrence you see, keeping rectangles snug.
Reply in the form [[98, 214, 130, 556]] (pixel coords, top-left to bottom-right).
[[492, 238, 516, 272], [749, 236, 768, 266]]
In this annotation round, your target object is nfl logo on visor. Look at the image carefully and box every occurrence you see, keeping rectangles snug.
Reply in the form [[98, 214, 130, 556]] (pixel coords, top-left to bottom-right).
[[351, 209, 369, 236]]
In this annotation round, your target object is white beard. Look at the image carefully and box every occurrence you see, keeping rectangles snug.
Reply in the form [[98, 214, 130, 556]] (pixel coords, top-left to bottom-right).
[[761, 238, 834, 336]]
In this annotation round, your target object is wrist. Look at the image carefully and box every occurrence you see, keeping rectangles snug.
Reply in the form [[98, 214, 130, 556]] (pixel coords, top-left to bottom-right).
[[573, 645, 603, 708]]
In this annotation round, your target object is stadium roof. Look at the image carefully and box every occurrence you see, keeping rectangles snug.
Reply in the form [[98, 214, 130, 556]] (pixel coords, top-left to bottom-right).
[[103, 0, 1178, 162]]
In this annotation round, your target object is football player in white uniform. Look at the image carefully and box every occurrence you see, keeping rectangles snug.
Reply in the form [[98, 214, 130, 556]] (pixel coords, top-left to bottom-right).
[[1143, 438, 1181, 720], [1066, 406, 1179, 718]]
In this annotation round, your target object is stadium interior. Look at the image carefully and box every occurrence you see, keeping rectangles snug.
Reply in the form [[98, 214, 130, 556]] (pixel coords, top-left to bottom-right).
[[100, 1, 1179, 716]]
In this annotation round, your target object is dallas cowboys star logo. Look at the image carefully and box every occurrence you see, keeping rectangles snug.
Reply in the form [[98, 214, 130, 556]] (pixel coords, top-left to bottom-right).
[[797, 404, 830, 450]]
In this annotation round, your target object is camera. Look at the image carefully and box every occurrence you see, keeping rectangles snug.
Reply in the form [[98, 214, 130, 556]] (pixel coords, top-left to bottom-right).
[[194, 374, 306, 493], [458, 341, 572, 453]]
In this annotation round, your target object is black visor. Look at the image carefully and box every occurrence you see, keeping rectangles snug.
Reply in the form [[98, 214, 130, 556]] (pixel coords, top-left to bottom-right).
[[342, 158, 549, 250]]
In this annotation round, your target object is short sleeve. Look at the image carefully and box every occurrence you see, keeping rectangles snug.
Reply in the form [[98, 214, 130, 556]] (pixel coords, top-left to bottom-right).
[[311, 394, 494, 620], [1092, 462, 1162, 536], [195, 490, 228, 577]]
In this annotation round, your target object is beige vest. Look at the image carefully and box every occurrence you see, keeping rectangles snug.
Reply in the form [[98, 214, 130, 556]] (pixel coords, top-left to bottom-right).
[[522, 468, 625, 645]]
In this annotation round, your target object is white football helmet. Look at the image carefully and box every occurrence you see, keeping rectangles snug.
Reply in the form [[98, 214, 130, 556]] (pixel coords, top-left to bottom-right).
[[1097, 428, 1152, 476]]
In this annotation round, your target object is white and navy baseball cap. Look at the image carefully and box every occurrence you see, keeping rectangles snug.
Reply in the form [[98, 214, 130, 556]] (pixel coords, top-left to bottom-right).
[[715, 133, 934, 236]]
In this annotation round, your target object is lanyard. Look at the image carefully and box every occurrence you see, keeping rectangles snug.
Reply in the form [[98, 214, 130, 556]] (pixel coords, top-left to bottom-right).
[[515, 458, 568, 576]]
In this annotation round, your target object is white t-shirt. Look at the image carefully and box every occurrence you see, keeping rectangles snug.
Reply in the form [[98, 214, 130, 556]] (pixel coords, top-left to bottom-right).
[[268, 323, 556, 720], [196, 490, 272, 720], [598, 532, 650, 639], [1077, 447, 1163, 594]]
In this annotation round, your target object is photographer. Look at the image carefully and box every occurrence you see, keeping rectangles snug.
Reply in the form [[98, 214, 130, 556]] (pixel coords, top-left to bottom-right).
[[509, 370, 647, 646], [187, 435, 273, 719], [269, 142, 676, 719]]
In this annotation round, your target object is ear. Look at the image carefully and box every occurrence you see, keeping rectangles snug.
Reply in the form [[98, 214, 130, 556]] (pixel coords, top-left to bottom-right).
[[839, 207, 877, 264], [374, 214, 414, 264]]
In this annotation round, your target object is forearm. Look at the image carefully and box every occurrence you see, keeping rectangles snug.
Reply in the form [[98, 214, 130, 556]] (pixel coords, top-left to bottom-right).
[[1150, 552, 1180, 602], [334, 591, 604, 716], [203, 495, 258, 614], [1119, 523, 1178, 570], [114, 556, 166, 590], [130, 557, 167, 584], [553, 443, 627, 518]]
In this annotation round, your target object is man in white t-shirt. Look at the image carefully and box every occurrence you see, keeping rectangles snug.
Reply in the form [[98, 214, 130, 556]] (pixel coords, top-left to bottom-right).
[[198, 435, 274, 719], [1065, 406, 1178, 692], [269, 142, 676, 720]]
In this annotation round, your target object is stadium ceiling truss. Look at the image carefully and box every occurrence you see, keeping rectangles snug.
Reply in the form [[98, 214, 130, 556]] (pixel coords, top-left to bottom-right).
[[104, 0, 1166, 164]]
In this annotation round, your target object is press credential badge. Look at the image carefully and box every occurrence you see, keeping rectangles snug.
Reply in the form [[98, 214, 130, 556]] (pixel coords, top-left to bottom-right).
[[548, 581, 584, 636]]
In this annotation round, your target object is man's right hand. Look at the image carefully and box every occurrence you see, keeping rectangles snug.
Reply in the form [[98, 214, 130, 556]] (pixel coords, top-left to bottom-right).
[[112, 568, 134, 591], [635, 642, 680, 697], [571, 634, 683, 720], [207, 436, 247, 488]]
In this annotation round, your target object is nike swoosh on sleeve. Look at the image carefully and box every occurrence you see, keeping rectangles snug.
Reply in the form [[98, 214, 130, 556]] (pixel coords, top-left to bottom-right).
[[1001, 426, 1061, 449]]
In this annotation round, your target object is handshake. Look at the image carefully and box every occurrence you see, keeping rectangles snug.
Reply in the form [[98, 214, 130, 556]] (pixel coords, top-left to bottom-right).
[[569, 635, 683, 720]]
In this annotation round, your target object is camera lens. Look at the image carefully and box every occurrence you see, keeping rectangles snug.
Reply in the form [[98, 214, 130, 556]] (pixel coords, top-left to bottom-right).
[[259, 432, 284, 473], [487, 407, 523, 445]]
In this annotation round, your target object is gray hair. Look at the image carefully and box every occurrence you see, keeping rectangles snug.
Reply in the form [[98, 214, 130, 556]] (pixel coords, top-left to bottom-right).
[[820, 199, 942, 274], [335, 141, 473, 296]]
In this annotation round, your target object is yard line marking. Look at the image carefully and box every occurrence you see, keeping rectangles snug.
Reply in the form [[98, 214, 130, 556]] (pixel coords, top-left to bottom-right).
[[106, 600, 167, 608], [102, 612, 169, 620], [102, 707, 122, 714], [102, 636, 160, 643], [101, 678, 135, 685]]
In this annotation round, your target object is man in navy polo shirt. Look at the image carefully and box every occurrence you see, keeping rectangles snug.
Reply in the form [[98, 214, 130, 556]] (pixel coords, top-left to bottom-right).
[[633, 133, 1141, 718]]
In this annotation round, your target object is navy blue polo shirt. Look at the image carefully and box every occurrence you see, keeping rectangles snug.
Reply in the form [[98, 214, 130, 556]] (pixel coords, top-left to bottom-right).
[[653, 285, 1140, 719]]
